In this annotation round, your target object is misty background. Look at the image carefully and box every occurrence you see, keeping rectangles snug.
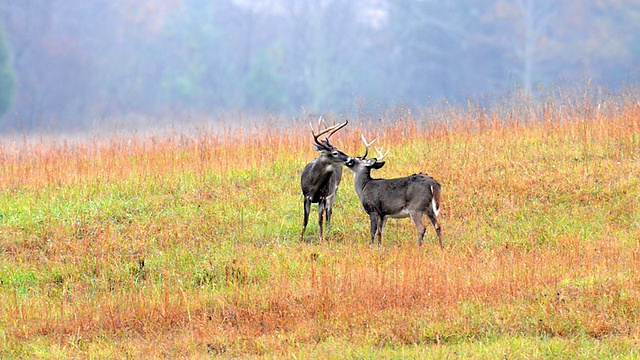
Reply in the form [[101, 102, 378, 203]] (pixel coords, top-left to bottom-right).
[[0, 0, 639, 132]]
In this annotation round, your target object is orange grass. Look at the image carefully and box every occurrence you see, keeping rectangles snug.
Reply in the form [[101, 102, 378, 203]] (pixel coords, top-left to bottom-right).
[[1, 88, 640, 357]]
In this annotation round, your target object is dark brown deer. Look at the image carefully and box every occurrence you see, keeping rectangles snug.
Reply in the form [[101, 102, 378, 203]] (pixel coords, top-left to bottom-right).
[[345, 135, 443, 247], [300, 119, 349, 240]]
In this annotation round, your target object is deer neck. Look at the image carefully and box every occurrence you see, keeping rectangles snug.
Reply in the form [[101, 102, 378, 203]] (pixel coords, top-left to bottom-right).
[[317, 155, 337, 173], [353, 169, 373, 201]]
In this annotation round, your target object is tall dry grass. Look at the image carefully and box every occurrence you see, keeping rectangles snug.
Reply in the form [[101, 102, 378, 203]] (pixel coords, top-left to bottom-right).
[[1, 87, 639, 357]]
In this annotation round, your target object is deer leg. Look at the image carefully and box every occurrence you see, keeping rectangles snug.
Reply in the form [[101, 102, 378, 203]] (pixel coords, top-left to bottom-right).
[[325, 206, 333, 234], [427, 213, 443, 249], [409, 211, 427, 247], [325, 195, 335, 231], [302, 197, 312, 239], [318, 200, 326, 240], [378, 216, 388, 245], [369, 213, 380, 246]]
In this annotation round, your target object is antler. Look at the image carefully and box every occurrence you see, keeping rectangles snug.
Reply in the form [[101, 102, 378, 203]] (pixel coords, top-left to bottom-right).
[[375, 146, 389, 161], [326, 119, 348, 141], [360, 134, 377, 159], [310, 118, 348, 145]]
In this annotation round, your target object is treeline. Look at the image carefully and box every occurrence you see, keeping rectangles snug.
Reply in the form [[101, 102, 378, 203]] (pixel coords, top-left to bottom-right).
[[1, 0, 639, 130]]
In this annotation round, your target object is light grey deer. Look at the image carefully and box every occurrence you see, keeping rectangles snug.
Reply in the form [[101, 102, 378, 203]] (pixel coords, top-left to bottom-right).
[[300, 119, 349, 240], [345, 135, 443, 247]]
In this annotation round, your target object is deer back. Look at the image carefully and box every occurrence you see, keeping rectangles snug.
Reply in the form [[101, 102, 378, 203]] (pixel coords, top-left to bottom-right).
[[362, 174, 438, 215]]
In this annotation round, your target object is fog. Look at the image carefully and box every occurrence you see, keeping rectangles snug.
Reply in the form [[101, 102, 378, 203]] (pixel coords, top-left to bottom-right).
[[1, 0, 639, 132]]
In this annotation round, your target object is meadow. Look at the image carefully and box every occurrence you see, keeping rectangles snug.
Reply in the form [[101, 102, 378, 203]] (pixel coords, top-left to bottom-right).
[[1, 88, 640, 358]]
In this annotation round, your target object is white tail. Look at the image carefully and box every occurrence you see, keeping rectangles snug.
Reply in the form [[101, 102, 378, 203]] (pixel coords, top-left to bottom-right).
[[431, 186, 440, 217]]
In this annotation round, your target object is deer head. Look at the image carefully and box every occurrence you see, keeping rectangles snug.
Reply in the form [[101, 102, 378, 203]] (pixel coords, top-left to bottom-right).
[[346, 134, 389, 170], [309, 118, 349, 157]]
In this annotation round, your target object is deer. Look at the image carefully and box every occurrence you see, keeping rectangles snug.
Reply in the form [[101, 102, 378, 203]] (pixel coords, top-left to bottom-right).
[[345, 135, 443, 248], [300, 119, 350, 240]]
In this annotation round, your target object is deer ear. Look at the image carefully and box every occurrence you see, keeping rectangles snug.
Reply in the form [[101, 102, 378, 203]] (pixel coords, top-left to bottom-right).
[[365, 158, 383, 168], [313, 144, 327, 154], [372, 161, 385, 169]]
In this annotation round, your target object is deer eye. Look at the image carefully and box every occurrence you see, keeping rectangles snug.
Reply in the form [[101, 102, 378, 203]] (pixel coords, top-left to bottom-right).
[[331, 151, 339, 157]]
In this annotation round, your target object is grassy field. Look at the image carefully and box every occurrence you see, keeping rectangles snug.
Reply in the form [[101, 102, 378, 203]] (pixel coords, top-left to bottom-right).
[[1, 88, 640, 358]]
